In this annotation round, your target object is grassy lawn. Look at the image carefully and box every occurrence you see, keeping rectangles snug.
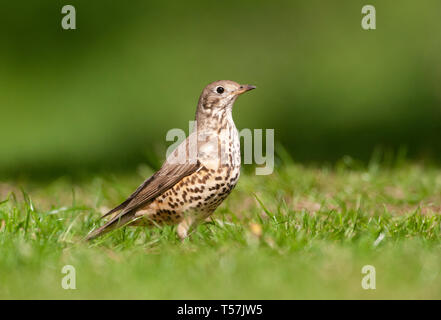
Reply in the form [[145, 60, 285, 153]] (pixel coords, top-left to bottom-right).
[[0, 161, 440, 299]]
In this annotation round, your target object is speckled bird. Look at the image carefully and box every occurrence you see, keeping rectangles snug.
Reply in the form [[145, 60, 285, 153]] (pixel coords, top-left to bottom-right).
[[86, 80, 256, 241]]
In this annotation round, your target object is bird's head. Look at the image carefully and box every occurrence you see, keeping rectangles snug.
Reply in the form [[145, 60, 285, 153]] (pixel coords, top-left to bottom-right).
[[197, 80, 256, 113]]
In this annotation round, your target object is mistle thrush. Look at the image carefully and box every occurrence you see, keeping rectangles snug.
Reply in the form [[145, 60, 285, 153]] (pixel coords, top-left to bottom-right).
[[86, 80, 256, 240]]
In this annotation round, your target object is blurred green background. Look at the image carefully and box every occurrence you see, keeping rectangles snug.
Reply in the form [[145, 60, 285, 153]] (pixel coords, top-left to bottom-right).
[[1, 0, 440, 178]]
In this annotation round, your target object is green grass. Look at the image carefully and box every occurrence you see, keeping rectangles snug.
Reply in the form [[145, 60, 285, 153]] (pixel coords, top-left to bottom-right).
[[0, 161, 440, 299]]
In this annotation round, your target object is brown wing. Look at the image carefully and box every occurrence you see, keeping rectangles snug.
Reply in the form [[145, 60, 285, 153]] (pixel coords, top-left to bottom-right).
[[118, 160, 201, 216], [100, 175, 156, 219], [85, 160, 201, 240]]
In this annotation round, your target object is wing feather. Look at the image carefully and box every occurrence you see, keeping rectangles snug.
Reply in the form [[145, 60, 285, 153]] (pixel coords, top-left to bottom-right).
[[86, 132, 201, 240]]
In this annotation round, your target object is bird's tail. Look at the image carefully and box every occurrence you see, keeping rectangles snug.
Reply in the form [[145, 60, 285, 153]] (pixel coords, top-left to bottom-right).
[[85, 213, 134, 241]]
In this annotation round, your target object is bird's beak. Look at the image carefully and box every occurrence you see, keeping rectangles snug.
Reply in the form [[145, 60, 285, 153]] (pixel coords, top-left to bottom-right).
[[236, 84, 256, 95]]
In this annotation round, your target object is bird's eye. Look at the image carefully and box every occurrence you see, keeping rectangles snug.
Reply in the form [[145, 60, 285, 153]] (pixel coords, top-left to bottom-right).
[[216, 87, 224, 94]]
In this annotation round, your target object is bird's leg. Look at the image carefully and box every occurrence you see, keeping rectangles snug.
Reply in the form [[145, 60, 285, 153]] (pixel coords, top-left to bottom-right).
[[177, 216, 197, 241]]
